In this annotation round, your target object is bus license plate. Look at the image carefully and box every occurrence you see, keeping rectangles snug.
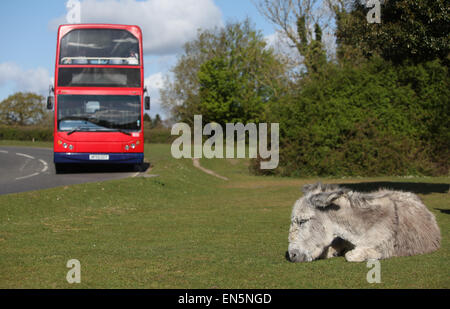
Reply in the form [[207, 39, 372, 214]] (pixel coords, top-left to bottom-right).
[[89, 154, 109, 160]]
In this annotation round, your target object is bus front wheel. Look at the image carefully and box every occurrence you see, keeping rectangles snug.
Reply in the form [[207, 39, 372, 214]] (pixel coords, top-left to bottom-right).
[[54, 163, 66, 174]]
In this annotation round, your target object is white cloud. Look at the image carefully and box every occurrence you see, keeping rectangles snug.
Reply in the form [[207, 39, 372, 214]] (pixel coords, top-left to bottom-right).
[[264, 32, 299, 60], [143, 72, 166, 117], [264, 33, 278, 48], [145, 72, 164, 91], [49, 0, 224, 55], [0, 62, 52, 96]]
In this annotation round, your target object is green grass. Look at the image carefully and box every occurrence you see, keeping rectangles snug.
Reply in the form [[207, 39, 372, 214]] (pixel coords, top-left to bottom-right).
[[0, 142, 449, 288]]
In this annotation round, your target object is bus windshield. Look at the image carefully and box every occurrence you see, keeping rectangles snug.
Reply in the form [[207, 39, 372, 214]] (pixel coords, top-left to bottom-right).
[[57, 95, 141, 132], [60, 29, 140, 65]]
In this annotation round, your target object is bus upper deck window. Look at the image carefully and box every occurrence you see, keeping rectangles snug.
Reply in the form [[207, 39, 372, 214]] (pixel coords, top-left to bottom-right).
[[127, 51, 139, 65], [60, 29, 140, 66]]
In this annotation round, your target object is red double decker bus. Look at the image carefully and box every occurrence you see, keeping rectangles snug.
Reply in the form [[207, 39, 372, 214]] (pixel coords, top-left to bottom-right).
[[47, 24, 149, 172]]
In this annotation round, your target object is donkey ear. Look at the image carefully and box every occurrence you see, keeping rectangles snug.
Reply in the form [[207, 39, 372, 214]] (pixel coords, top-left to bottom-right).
[[301, 182, 323, 194], [309, 190, 345, 208]]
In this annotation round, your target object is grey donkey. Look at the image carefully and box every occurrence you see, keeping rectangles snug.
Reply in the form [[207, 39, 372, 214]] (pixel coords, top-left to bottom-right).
[[288, 183, 441, 262]]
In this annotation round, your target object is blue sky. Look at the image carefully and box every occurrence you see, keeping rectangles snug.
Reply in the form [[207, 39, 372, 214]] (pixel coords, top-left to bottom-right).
[[0, 0, 278, 118]]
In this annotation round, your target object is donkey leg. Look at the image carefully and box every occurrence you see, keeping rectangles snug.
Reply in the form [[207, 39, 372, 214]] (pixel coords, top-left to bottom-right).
[[319, 246, 338, 259], [320, 237, 351, 259], [345, 247, 382, 262]]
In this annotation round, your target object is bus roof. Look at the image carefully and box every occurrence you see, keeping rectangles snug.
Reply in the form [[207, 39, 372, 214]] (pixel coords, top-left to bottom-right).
[[58, 24, 142, 40]]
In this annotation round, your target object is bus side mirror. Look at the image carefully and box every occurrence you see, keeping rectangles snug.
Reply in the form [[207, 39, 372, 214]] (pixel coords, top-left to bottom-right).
[[47, 96, 54, 110], [145, 96, 150, 110]]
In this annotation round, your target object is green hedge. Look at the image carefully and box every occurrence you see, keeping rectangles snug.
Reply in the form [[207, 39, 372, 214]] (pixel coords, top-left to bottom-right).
[[143, 128, 176, 144], [251, 58, 449, 177], [0, 126, 53, 142], [0, 126, 175, 144]]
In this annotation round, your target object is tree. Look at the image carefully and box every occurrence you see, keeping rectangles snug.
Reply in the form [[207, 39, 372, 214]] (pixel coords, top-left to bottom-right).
[[143, 113, 152, 123], [260, 57, 449, 176], [160, 19, 287, 125], [334, 0, 450, 65], [0, 92, 47, 126], [198, 21, 286, 124], [255, 0, 333, 72], [298, 19, 328, 74], [152, 114, 163, 128]]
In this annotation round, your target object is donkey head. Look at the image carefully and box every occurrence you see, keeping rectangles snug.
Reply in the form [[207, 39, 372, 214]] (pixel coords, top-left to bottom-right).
[[288, 183, 347, 262]]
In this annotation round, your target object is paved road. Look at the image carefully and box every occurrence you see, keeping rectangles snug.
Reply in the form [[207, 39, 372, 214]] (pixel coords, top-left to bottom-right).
[[0, 146, 142, 195]]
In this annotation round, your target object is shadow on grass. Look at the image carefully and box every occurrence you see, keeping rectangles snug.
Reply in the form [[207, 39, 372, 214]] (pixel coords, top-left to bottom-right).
[[338, 182, 449, 195], [56, 162, 150, 174], [435, 208, 450, 215]]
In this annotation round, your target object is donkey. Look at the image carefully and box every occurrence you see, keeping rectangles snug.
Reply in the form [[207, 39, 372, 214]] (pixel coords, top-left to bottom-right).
[[288, 183, 441, 262]]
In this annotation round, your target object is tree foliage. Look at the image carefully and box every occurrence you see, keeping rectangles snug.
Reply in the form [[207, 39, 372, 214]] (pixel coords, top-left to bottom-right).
[[197, 22, 286, 124], [252, 0, 450, 176], [152, 114, 163, 128], [160, 19, 287, 125], [0, 92, 47, 126], [143, 113, 164, 129], [261, 57, 449, 176], [335, 0, 450, 65], [143, 113, 152, 123]]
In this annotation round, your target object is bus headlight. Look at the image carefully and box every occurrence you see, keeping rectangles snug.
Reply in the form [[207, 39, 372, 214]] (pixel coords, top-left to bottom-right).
[[69, 145, 73, 150], [63, 143, 68, 149], [131, 143, 135, 149], [125, 145, 129, 151]]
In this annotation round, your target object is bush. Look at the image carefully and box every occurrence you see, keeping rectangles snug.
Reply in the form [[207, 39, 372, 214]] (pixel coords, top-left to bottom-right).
[[144, 128, 175, 144], [251, 58, 449, 177], [0, 126, 53, 142]]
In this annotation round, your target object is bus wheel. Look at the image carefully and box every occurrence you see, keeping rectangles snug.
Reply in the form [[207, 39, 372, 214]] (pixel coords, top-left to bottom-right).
[[55, 163, 65, 174], [135, 163, 146, 172]]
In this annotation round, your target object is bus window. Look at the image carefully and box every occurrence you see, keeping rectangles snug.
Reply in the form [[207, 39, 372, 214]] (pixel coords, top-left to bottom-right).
[[86, 101, 100, 114], [60, 29, 140, 66], [57, 95, 141, 132], [58, 67, 141, 88]]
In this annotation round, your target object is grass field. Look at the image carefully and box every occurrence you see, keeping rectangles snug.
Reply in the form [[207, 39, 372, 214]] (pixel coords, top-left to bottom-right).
[[0, 141, 449, 288]]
